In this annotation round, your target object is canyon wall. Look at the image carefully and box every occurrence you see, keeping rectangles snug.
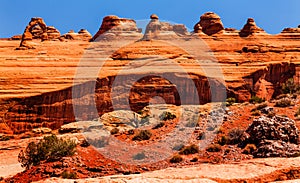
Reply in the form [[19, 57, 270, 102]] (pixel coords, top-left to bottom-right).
[[3, 73, 225, 134]]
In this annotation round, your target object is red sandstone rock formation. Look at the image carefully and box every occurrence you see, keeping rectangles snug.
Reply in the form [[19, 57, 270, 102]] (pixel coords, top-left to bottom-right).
[[62, 29, 92, 41], [18, 18, 61, 49], [19, 17, 48, 49], [1, 13, 300, 134], [239, 18, 266, 37], [143, 14, 189, 40], [194, 12, 224, 36], [91, 15, 142, 41], [281, 27, 300, 33]]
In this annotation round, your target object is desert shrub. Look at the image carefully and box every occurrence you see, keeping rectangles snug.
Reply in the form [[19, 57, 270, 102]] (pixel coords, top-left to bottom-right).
[[110, 128, 119, 135], [190, 157, 198, 162], [132, 130, 152, 141], [249, 96, 265, 104], [133, 152, 146, 160], [152, 122, 165, 129], [185, 120, 198, 128], [179, 144, 199, 155], [227, 128, 244, 145], [140, 115, 150, 125], [172, 144, 184, 151], [159, 111, 176, 121], [80, 139, 90, 147], [88, 136, 109, 148], [170, 155, 183, 163], [275, 98, 292, 107], [61, 171, 77, 179], [242, 144, 257, 155], [267, 111, 276, 118], [206, 144, 222, 152], [217, 135, 228, 146], [226, 98, 236, 106], [18, 135, 76, 170], [251, 110, 261, 116], [255, 103, 268, 111], [0, 135, 11, 141], [281, 78, 300, 94]]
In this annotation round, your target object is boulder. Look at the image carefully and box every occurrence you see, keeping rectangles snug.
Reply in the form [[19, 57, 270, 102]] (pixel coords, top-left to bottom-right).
[[150, 14, 159, 20], [242, 116, 300, 158], [239, 18, 265, 37], [32, 127, 52, 134], [91, 15, 142, 41], [59, 121, 103, 134], [194, 12, 224, 36]]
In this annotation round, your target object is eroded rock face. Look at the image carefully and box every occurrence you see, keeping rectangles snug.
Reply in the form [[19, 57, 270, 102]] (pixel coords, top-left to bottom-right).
[[143, 14, 189, 40], [243, 116, 300, 158], [194, 12, 224, 36], [4, 73, 224, 134], [91, 15, 142, 41], [239, 18, 266, 37]]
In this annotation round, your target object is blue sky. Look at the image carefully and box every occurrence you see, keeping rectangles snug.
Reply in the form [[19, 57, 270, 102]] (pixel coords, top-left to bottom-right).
[[0, 0, 299, 38]]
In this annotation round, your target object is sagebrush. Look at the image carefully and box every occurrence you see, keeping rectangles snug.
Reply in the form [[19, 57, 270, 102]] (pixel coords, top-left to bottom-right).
[[18, 134, 76, 170]]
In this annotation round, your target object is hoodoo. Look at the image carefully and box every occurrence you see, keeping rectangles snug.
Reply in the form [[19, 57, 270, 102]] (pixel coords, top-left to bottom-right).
[[194, 12, 224, 35], [239, 18, 266, 37]]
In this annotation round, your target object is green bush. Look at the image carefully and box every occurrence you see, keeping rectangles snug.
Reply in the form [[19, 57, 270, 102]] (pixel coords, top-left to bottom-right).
[[226, 98, 236, 106], [282, 78, 300, 94], [61, 171, 77, 179], [18, 135, 76, 170], [140, 115, 150, 125], [227, 128, 244, 145], [133, 152, 146, 160], [255, 103, 268, 111], [179, 144, 199, 155], [217, 136, 228, 146], [0, 135, 11, 141], [159, 111, 176, 121], [170, 155, 183, 163], [251, 110, 261, 116], [110, 128, 119, 135], [249, 96, 265, 104], [206, 144, 222, 152], [152, 122, 165, 129], [275, 98, 292, 107], [132, 130, 152, 141]]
